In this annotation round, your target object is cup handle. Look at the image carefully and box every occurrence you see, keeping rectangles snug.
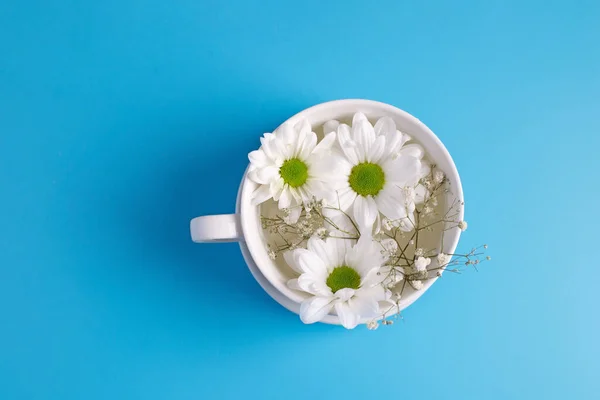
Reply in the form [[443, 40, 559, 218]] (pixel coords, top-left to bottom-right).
[[190, 214, 242, 243]]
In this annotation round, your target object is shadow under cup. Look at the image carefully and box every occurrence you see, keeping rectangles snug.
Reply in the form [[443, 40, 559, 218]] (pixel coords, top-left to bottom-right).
[[196, 99, 464, 325]]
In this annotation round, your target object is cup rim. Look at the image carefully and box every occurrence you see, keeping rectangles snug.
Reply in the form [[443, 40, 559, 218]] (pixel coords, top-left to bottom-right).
[[238, 99, 464, 324]]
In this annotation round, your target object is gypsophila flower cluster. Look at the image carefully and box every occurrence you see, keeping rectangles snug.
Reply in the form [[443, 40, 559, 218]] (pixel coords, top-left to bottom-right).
[[367, 321, 379, 330]]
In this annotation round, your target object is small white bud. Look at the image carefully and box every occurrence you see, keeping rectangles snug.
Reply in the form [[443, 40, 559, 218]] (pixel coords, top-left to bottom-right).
[[366, 321, 379, 330], [411, 280, 424, 290]]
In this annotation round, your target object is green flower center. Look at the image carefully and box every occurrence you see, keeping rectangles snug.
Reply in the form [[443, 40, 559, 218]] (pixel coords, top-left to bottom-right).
[[348, 162, 385, 196], [279, 158, 308, 188], [326, 265, 361, 293]]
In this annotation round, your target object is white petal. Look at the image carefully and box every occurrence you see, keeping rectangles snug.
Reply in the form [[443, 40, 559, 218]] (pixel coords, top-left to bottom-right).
[[296, 249, 328, 276], [330, 237, 352, 268], [383, 156, 420, 186], [353, 196, 378, 235], [352, 120, 376, 162], [260, 133, 285, 162], [337, 124, 360, 165], [335, 302, 360, 329], [419, 160, 431, 179], [287, 278, 302, 291], [314, 282, 334, 297], [300, 296, 334, 324], [312, 131, 336, 155], [294, 118, 312, 137], [283, 250, 303, 274], [275, 123, 295, 146], [287, 187, 303, 204], [356, 284, 386, 302], [335, 288, 355, 302], [406, 198, 416, 215], [352, 112, 369, 127], [344, 238, 362, 268], [373, 212, 381, 235], [250, 165, 278, 184], [250, 185, 272, 205], [374, 116, 396, 137], [309, 151, 351, 181], [298, 273, 331, 296], [259, 134, 276, 161], [297, 131, 318, 160], [348, 295, 379, 318], [278, 187, 292, 209], [273, 136, 292, 160], [248, 149, 270, 169], [323, 120, 340, 134], [374, 187, 406, 220], [303, 179, 324, 200], [366, 135, 385, 163], [398, 130, 411, 147], [346, 237, 383, 275], [299, 186, 314, 203], [361, 267, 385, 287], [248, 169, 262, 184], [396, 213, 416, 232], [307, 236, 336, 268], [399, 144, 425, 159], [414, 184, 428, 204], [270, 178, 284, 201], [335, 186, 357, 211], [382, 132, 402, 158], [286, 206, 302, 224]]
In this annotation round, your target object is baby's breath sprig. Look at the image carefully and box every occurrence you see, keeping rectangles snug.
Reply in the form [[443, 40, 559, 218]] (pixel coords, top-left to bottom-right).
[[372, 166, 490, 327], [261, 196, 360, 256], [260, 166, 490, 329]]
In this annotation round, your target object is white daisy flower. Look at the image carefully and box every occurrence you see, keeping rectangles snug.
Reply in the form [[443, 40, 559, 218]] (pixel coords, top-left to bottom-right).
[[285, 236, 387, 329], [248, 119, 336, 222], [328, 113, 429, 233]]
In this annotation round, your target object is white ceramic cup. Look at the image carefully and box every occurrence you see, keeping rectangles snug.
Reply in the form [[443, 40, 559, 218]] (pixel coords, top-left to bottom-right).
[[190, 99, 463, 324]]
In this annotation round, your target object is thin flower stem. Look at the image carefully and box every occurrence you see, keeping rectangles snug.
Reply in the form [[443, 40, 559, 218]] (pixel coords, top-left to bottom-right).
[[259, 165, 488, 326], [315, 210, 355, 237], [323, 206, 360, 236]]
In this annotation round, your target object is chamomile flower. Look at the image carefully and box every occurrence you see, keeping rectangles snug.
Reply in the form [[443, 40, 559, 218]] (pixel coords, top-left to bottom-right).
[[328, 113, 429, 233], [285, 236, 387, 329], [248, 119, 336, 222]]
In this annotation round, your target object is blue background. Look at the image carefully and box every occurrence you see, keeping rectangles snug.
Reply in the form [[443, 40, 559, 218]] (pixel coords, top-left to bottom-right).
[[1, 1, 599, 399]]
